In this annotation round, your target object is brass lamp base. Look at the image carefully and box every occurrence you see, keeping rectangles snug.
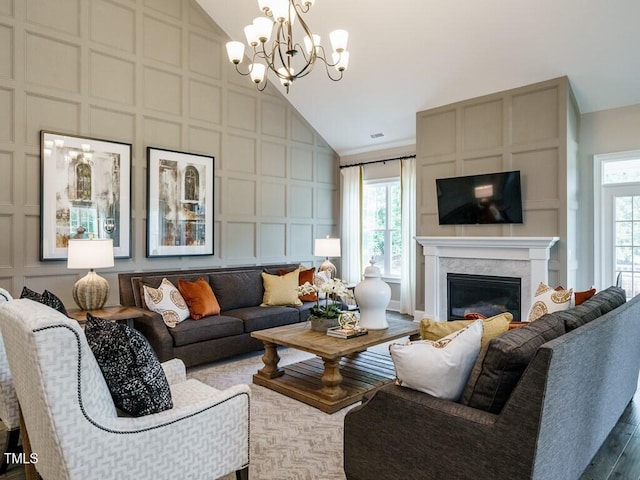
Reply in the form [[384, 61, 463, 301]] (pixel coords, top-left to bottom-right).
[[72, 270, 109, 310], [318, 258, 337, 279]]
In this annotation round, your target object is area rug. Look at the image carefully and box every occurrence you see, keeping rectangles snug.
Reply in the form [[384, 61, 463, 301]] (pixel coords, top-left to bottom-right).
[[187, 343, 393, 480]]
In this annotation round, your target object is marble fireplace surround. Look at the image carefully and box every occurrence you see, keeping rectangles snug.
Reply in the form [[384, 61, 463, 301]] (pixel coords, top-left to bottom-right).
[[415, 236, 559, 321]]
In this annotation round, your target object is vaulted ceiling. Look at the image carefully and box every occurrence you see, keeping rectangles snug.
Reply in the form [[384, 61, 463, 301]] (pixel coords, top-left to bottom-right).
[[196, 0, 640, 156]]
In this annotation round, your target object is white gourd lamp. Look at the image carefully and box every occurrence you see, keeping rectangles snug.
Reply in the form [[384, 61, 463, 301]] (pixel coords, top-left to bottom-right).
[[67, 239, 114, 310], [314, 237, 341, 278]]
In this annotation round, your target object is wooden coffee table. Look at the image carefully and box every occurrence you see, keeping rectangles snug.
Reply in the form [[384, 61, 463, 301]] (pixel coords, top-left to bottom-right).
[[251, 318, 419, 413]]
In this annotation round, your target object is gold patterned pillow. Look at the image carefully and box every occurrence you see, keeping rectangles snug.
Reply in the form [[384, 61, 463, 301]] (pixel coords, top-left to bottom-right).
[[526, 282, 573, 322], [143, 278, 190, 327]]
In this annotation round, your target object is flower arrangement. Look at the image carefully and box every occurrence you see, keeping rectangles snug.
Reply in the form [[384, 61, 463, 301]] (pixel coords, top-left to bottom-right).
[[298, 277, 354, 320]]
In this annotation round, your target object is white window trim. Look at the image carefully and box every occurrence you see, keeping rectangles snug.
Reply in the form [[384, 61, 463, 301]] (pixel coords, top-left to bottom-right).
[[594, 149, 640, 290]]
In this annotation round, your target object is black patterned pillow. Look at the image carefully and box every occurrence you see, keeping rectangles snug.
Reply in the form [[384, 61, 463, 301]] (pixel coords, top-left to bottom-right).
[[85, 313, 173, 417], [20, 286, 42, 302], [20, 286, 68, 316]]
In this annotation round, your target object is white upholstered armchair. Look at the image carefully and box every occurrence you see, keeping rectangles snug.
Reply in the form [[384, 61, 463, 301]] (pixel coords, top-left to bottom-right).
[[0, 311, 21, 475], [0, 299, 250, 480]]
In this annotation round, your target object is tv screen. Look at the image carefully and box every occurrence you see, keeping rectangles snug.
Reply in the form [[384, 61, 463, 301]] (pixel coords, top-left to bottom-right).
[[436, 170, 523, 225]]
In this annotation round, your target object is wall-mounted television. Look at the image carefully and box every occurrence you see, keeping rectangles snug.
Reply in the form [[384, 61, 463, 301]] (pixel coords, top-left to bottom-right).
[[436, 170, 523, 225]]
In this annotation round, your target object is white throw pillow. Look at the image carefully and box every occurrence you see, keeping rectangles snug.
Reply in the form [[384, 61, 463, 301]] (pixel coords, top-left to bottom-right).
[[526, 282, 573, 322], [143, 278, 190, 328], [389, 320, 483, 401]]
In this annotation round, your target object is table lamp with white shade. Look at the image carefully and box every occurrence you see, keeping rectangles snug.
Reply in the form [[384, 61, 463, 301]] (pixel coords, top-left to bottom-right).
[[67, 238, 114, 310], [314, 237, 341, 278]]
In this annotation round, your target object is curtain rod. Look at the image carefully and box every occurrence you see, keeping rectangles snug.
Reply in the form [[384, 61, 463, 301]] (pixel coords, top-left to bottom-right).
[[339, 154, 416, 170]]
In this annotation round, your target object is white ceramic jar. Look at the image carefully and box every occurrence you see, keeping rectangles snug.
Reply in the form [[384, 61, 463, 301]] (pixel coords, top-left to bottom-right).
[[354, 260, 391, 330]]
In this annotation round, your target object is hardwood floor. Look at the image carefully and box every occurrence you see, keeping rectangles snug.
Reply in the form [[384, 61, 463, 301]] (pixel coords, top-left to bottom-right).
[[1, 311, 639, 479]]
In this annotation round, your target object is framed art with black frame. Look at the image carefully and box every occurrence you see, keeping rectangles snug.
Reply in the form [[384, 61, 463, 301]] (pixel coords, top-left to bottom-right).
[[146, 147, 214, 258], [40, 130, 132, 261]]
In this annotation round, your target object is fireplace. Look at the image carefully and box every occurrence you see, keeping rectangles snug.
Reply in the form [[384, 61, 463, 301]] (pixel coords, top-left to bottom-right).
[[447, 273, 521, 321], [415, 236, 559, 321]]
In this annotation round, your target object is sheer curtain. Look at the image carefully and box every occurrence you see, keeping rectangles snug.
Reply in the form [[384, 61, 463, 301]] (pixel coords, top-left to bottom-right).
[[400, 157, 416, 315], [340, 166, 362, 284]]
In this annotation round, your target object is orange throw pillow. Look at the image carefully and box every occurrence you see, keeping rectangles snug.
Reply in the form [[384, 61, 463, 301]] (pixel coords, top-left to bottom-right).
[[177, 278, 220, 320], [279, 266, 318, 302], [575, 288, 596, 305]]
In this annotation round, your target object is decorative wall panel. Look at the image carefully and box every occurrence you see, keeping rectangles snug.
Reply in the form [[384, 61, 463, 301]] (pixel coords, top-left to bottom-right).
[[226, 134, 256, 173], [25, 94, 80, 144], [262, 101, 287, 138], [25, 33, 80, 93], [0, 88, 12, 142], [226, 178, 256, 216], [143, 66, 182, 114], [188, 32, 221, 79], [143, 15, 182, 66], [261, 142, 287, 178], [0, 152, 12, 205], [188, 79, 221, 123], [90, 0, 136, 53], [462, 100, 503, 151], [0, 215, 11, 267], [512, 87, 559, 144], [260, 223, 286, 258], [291, 148, 313, 181], [0, 0, 339, 305], [261, 182, 286, 218], [290, 185, 313, 218], [0, 24, 12, 79], [90, 51, 136, 104], [290, 223, 313, 257], [228, 91, 257, 132], [89, 107, 136, 143], [23, 154, 38, 207], [26, 0, 80, 36]]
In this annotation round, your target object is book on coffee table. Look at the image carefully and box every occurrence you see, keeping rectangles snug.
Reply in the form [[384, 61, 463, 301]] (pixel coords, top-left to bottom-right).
[[326, 326, 368, 339]]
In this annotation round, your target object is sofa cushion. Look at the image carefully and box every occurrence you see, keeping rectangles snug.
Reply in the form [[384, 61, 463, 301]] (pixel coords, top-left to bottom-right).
[[177, 277, 221, 319], [420, 312, 512, 348], [20, 286, 68, 316], [167, 315, 244, 347], [574, 287, 596, 305], [526, 282, 573, 322], [460, 312, 565, 414], [279, 266, 318, 302], [85, 313, 173, 417], [390, 320, 483, 401], [261, 270, 303, 306], [586, 286, 626, 314], [143, 278, 190, 327], [556, 301, 603, 331], [209, 270, 264, 311], [224, 306, 299, 333]]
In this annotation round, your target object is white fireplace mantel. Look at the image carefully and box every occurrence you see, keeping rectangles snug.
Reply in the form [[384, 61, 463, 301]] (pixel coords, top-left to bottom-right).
[[416, 236, 559, 321]]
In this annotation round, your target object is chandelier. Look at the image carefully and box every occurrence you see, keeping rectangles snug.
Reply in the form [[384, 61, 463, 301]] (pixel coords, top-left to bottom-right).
[[225, 0, 349, 93]]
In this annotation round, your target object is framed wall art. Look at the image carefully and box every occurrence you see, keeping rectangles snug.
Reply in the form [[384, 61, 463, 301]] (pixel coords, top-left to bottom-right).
[[146, 147, 214, 257], [40, 131, 132, 260]]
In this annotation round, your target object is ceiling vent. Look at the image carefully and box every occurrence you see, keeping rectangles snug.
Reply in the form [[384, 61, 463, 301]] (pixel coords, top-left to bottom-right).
[[370, 133, 384, 139]]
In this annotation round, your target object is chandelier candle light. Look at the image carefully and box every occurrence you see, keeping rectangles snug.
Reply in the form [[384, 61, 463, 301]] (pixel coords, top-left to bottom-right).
[[225, 0, 349, 93], [67, 239, 114, 311]]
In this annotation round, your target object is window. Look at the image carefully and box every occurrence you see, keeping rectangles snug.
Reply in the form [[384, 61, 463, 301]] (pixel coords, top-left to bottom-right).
[[595, 151, 640, 299], [362, 179, 401, 277]]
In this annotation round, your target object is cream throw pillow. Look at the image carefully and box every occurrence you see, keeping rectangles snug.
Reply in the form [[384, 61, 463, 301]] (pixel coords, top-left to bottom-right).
[[526, 282, 573, 322], [389, 320, 483, 401], [143, 278, 190, 328], [261, 269, 303, 306], [420, 312, 513, 347]]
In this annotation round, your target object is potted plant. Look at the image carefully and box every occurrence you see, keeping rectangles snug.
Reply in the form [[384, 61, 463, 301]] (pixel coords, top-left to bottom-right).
[[298, 277, 354, 332]]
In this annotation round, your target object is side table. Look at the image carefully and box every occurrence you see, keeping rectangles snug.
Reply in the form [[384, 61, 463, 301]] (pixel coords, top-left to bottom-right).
[[67, 305, 145, 328]]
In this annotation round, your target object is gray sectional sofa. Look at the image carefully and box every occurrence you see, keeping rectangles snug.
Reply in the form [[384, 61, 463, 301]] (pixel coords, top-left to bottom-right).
[[118, 264, 317, 367], [344, 286, 638, 480]]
